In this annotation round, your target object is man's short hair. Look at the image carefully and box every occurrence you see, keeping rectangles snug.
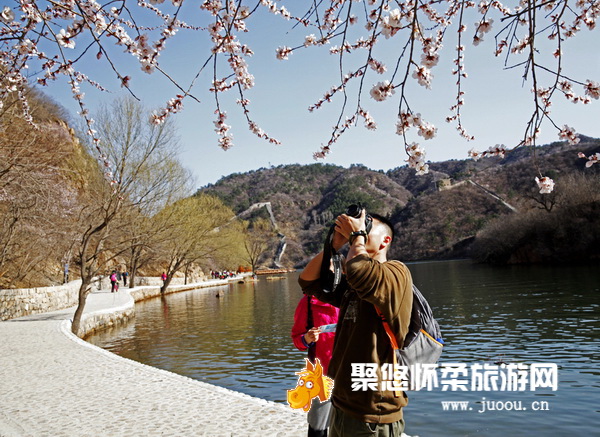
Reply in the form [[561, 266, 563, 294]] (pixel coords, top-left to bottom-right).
[[370, 213, 395, 242]]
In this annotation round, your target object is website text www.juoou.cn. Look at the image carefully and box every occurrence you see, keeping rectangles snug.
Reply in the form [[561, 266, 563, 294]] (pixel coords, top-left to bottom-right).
[[441, 398, 550, 413]]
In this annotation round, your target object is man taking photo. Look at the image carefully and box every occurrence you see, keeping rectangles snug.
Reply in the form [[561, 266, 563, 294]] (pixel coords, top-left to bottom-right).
[[299, 207, 413, 437]]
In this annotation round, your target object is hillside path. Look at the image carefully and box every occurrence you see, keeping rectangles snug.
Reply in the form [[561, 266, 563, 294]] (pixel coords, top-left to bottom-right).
[[0, 285, 306, 437]]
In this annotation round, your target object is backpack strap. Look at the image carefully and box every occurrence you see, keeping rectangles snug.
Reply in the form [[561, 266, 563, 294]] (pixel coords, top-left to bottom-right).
[[306, 297, 316, 362], [320, 225, 344, 294], [374, 306, 401, 398]]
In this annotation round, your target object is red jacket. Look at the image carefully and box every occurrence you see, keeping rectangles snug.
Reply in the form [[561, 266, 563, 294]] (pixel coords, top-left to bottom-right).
[[291, 295, 339, 375]]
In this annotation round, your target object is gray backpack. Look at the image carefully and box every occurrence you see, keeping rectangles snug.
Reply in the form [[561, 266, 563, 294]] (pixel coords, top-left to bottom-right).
[[375, 284, 443, 393]]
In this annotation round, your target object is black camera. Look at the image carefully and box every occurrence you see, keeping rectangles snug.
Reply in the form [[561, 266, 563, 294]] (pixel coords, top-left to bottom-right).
[[346, 203, 373, 234], [319, 203, 374, 294]]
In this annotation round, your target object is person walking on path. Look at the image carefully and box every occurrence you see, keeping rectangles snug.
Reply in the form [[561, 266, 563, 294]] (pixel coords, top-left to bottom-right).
[[291, 295, 339, 437], [298, 209, 413, 437], [110, 271, 119, 293], [123, 271, 129, 287]]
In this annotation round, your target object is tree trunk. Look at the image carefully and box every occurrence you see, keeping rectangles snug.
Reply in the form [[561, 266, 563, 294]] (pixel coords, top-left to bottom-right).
[[71, 279, 91, 336], [128, 247, 141, 288], [129, 267, 136, 288], [160, 275, 172, 294]]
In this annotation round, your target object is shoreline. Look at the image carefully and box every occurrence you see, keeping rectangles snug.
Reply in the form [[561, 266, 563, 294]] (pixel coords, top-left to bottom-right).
[[0, 278, 307, 436]]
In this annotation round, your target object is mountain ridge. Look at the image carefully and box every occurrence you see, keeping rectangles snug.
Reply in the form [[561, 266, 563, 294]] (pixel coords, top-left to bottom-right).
[[197, 137, 600, 267]]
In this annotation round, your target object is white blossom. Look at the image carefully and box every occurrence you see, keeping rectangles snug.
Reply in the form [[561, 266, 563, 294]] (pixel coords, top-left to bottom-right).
[[56, 29, 76, 49], [276, 46, 292, 60], [578, 152, 600, 168], [1, 6, 14, 23], [304, 34, 317, 46], [558, 125, 580, 145], [468, 148, 482, 161], [584, 80, 600, 100], [368, 58, 387, 74], [418, 122, 437, 140], [406, 143, 429, 175], [535, 176, 555, 194], [369, 80, 395, 102], [412, 66, 433, 89]]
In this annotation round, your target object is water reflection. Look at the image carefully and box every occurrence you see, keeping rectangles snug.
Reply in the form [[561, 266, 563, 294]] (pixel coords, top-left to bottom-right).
[[87, 261, 600, 436]]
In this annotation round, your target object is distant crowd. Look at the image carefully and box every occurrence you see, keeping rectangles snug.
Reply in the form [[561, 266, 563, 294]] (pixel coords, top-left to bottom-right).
[[210, 270, 238, 280]]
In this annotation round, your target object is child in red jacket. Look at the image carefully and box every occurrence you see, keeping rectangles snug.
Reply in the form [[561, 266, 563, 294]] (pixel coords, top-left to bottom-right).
[[291, 295, 339, 437]]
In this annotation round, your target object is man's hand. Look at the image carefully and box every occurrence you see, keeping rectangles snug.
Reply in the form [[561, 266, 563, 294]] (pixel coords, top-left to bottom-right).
[[331, 227, 348, 251], [338, 209, 369, 260], [335, 209, 366, 238]]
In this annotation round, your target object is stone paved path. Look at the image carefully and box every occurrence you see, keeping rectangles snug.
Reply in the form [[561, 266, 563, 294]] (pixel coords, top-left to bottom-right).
[[0, 286, 306, 437]]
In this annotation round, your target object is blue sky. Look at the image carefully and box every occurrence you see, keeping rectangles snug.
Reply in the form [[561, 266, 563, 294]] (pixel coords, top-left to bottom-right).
[[37, 3, 600, 188]]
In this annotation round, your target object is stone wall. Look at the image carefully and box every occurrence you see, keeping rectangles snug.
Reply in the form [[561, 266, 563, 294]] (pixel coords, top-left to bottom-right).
[[0, 280, 82, 321], [0, 275, 204, 322], [77, 302, 136, 338]]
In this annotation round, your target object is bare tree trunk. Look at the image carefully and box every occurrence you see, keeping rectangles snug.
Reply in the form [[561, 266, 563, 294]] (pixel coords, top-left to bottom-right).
[[129, 251, 138, 288], [160, 275, 172, 294], [71, 279, 91, 336], [129, 266, 137, 288]]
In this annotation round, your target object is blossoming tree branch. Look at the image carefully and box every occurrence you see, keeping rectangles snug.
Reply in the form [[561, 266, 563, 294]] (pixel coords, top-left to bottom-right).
[[1, 0, 599, 193]]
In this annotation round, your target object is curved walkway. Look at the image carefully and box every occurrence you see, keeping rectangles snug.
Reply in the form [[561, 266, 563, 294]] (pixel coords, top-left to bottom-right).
[[0, 284, 306, 437]]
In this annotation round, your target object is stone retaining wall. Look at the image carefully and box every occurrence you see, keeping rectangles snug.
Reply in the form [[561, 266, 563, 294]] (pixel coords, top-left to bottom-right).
[[0, 280, 82, 321], [0, 274, 211, 322], [77, 302, 136, 338]]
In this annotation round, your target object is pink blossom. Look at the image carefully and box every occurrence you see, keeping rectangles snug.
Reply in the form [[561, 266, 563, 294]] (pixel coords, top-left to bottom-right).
[[368, 58, 387, 74], [558, 125, 580, 145], [421, 52, 439, 68], [16, 39, 36, 56], [201, 0, 222, 15], [586, 154, 600, 167], [359, 109, 377, 130], [167, 96, 184, 113], [477, 18, 494, 34], [584, 80, 600, 100], [412, 66, 433, 89], [214, 111, 234, 150], [486, 145, 506, 159], [578, 152, 600, 167], [396, 115, 411, 135]]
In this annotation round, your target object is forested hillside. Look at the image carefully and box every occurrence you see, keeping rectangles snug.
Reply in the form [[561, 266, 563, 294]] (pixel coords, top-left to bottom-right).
[[0, 92, 246, 290], [199, 137, 600, 266]]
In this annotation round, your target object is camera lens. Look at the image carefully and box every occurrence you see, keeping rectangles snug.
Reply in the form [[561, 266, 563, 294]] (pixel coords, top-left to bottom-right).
[[346, 204, 362, 218]]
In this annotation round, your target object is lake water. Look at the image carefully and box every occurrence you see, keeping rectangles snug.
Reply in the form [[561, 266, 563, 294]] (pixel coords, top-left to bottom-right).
[[87, 260, 600, 436]]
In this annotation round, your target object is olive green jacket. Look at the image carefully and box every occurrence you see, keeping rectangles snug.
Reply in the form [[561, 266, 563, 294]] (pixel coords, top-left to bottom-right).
[[299, 253, 413, 424]]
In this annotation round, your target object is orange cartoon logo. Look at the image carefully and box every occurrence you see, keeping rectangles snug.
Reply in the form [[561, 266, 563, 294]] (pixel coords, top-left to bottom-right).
[[287, 358, 334, 412]]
